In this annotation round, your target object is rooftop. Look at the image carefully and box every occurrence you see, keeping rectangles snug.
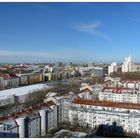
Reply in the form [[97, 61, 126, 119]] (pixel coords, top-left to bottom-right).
[[72, 99, 140, 110], [0, 100, 55, 122], [0, 84, 49, 100]]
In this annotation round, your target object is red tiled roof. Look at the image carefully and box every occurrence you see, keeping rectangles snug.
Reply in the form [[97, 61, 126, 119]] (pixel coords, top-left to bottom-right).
[[0, 116, 9, 121], [2, 74, 11, 80], [72, 99, 140, 110], [79, 88, 91, 93], [0, 101, 56, 122], [104, 80, 112, 83]]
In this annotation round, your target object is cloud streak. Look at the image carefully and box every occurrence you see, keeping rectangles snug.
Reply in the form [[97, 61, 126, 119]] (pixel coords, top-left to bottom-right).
[[73, 21, 111, 41], [0, 50, 92, 63]]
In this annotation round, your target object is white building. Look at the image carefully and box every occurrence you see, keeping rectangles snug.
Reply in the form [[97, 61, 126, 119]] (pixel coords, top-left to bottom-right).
[[44, 92, 78, 123], [106, 79, 140, 90], [0, 77, 6, 90], [91, 67, 103, 77], [98, 87, 140, 103], [0, 118, 19, 138], [39, 104, 57, 136], [69, 98, 140, 134], [14, 101, 58, 138], [78, 89, 93, 100], [16, 115, 41, 138], [0, 100, 58, 138], [122, 56, 137, 72], [16, 74, 28, 85], [80, 83, 104, 100], [108, 62, 117, 75], [120, 80, 140, 89]]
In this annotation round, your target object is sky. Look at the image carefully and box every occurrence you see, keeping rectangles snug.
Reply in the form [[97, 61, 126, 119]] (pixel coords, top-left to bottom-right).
[[0, 2, 140, 63]]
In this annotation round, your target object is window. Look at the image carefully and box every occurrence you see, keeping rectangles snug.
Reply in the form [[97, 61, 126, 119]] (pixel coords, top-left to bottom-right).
[[3, 133, 6, 137]]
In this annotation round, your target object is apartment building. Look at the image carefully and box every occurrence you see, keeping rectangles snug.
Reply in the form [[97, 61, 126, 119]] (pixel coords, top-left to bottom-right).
[[80, 83, 104, 100], [39, 104, 57, 136], [114, 80, 140, 89], [78, 89, 93, 100], [28, 73, 43, 84], [0, 101, 57, 138], [0, 76, 6, 90], [15, 115, 41, 138], [98, 87, 140, 103], [0, 117, 19, 138], [16, 74, 28, 85], [108, 62, 117, 75], [44, 92, 78, 123], [69, 99, 140, 134], [122, 56, 137, 72]]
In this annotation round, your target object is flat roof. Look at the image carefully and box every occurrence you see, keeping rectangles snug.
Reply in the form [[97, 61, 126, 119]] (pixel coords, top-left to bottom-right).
[[0, 84, 49, 100]]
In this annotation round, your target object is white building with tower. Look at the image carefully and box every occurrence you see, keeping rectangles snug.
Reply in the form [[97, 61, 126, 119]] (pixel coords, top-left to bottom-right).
[[122, 55, 137, 72], [108, 62, 117, 75]]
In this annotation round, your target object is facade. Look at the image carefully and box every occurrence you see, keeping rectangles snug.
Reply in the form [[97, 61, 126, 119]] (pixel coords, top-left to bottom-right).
[[122, 56, 137, 72], [43, 71, 71, 81], [39, 104, 57, 136], [103, 66, 108, 76], [98, 87, 140, 103], [17, 74, 28, 85], [44, 93, 77, 124], [28, 73, 43, 84], [108, 62, 117, 75], [80, 83, 104, 100], [0, 77, 6, 90], [91, 67, 103, 77], [113, 80, 140, 89], [69, 99, 140, 134], [0, 118, 19, 138], [0, 101, 57, 138], [15, 115, 41, 138], [6, 77, 19, 88], [78, 89, 93, 100], [16, 73, 44, 85]]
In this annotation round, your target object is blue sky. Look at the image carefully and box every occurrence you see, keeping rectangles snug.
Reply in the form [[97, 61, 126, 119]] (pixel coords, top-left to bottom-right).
[[0, 2, 140, 63]]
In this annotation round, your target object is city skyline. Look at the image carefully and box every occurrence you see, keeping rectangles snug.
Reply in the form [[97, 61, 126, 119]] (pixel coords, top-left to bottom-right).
[[1, 2, 140, 63]]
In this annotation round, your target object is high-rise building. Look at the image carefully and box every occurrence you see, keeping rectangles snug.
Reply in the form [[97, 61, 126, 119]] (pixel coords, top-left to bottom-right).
[[108, 62, 117, 75], [55, 62, 63, 67], [91, 67, 103, 77], [122, 55, 137, 72]]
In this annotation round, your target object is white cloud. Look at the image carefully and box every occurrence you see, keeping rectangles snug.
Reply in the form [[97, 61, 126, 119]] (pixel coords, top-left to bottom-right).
[[73, 21, 111, 41]]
